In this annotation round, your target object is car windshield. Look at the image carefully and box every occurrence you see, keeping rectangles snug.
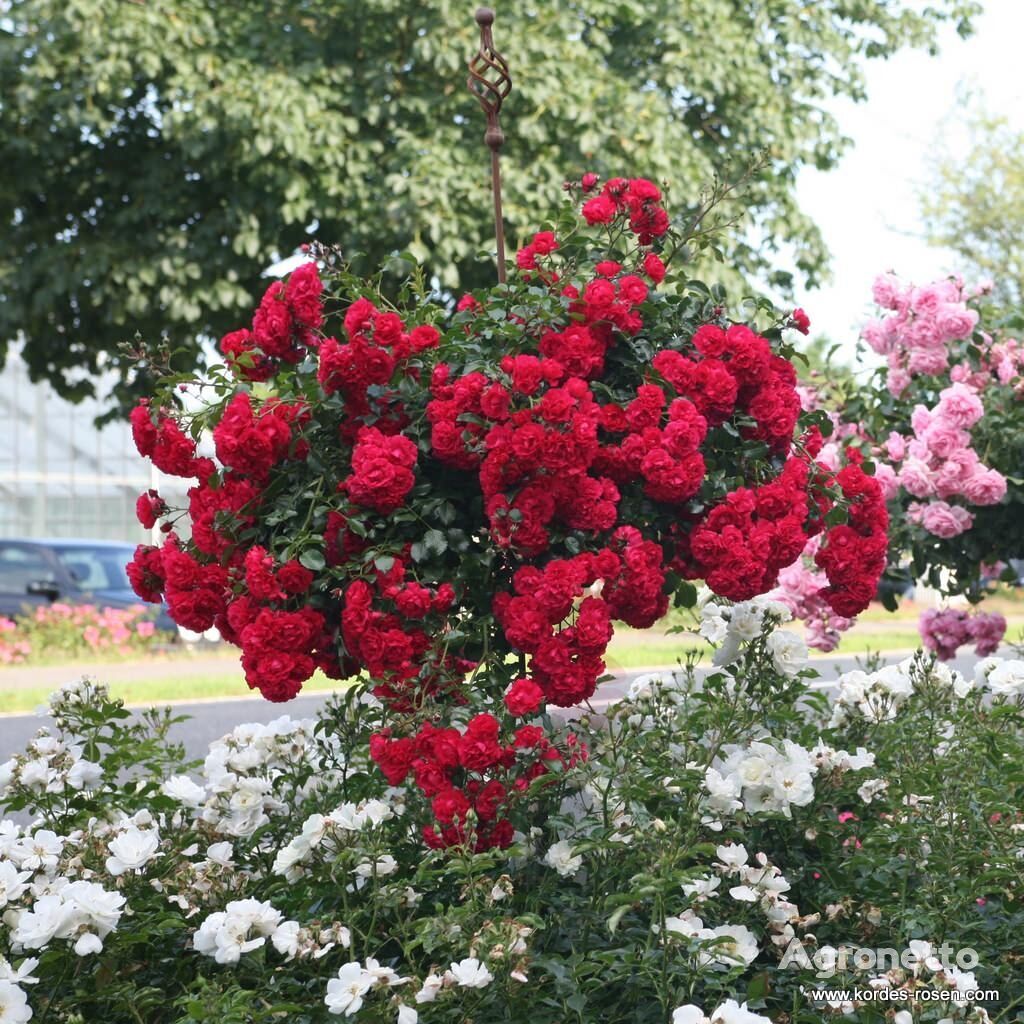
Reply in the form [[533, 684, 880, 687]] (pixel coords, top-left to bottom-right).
[[53, 546, 135, 592]]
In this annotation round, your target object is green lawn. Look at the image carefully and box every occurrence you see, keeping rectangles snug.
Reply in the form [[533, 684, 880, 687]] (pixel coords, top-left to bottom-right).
[[0, 669, 349, 716], [0, 612, 1007, 716], [603, 628, 923, 670]]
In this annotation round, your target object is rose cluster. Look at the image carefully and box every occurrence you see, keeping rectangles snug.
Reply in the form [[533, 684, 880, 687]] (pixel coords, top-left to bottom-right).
[[881, 382, 1007, 539], [861, 274, 984, 396], [918, 607, 1006, 662], [369, 713, 584, 851]]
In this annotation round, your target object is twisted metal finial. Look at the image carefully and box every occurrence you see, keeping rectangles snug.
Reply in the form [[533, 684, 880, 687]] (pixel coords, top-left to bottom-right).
[[467, 7, 511, 283]]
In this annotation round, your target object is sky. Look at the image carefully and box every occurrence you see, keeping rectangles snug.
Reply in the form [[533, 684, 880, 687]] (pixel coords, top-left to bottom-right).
[[793, 0, 1024, 360]]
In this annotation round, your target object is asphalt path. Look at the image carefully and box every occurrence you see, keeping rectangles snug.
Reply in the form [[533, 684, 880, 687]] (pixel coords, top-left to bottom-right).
[[0, 649, 987, 764]]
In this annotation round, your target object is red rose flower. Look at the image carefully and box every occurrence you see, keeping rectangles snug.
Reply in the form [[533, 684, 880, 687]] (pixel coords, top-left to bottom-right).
[[504, 677, 545, 716]]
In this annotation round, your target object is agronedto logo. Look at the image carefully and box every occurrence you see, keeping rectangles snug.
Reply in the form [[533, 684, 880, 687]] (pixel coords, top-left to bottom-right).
[[779, 938, 980, 979]]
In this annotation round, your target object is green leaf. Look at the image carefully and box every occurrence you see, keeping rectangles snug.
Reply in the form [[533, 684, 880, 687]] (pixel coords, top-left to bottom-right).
[[298, 548, 326, 571]]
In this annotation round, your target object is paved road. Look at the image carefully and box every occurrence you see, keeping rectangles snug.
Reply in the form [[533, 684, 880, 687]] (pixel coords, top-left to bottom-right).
[[0, 648, 991, 764]]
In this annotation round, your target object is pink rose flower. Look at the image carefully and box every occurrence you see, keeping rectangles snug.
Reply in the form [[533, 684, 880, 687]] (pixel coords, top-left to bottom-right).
[[871, 272, 903, 309], [907, 347, 949, 376], [919, 607, 972, 660], [915, 500, 974, 538], [872, 462, 900, 502], [936, 307, 978, 342], [899, 458, 935, 498], [920, 419, 970, 460], [970, 611, 1006, 657], [884, 432, 907, 462], [936, 382, 984, 429], [996, 357, 1018, 385], [861, 318, 891, 355], [932, 448, 979, 499], [962, 467, 1007, 507], [886, 368, 911, 397]]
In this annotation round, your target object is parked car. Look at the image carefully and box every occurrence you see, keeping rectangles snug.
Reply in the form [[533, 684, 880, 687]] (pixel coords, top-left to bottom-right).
[[0, 538, 178, 636]]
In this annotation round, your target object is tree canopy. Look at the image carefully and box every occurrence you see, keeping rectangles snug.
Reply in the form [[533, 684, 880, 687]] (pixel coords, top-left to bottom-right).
[[920, 108, 1024, 312], [0, 0, 977, 410]]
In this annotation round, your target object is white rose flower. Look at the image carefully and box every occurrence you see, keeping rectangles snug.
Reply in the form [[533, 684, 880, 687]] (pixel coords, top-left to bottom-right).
[[414, 973, 445, 1004], [0, 863, 32, 909], [710, 999, 772, 1024], [352, 856, 399, 888], [73, 933, 103, 957], [737, 756, 771, 788], [325, 962, 373, 1016], [542, 841, 582, 878], [769, 766, 815, 811], [728, 885, 759, 902], [0, 957, 38, 987], [974, 656, 1002, 684], [715, 843, 748, 871], [397, 1006, 418, 1024], [627, 672, 674, 701], [271, 920, 300, 959], [681, 876, 720, 900], [766, 630, 807, 676], [10, 894, 68, 949], [0, 980, 32, 1024], [728, 602, 765, 641], [987, 660, 1024, 697], [447, 957, 493, 988], [844, 747, 876, 771], [360, 799, 395, 826], [711, 634, 742, 667], [699, 612, 729, 644], [363, 956, 408, 987], [703, 769, 742, 814], [857, 778, 888, 804], [707, 924, 759, 968], [663, 910, 703, 939], [272, 839, 310, 882], [205, 842, 235, 868], [874, 664, 913, 698], [673, 1007, 709, 1024], [0, 761, 15, 797], [161, 775, 206, 807], [62, 880, 125, 942], [65, 758, 102, 791], [18, 760, 50, 792], [105, 828, 161, 876], [951, 671, 974, 698]]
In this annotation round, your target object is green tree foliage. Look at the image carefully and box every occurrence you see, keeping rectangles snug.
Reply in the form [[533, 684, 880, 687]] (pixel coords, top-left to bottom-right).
[[0, 0, 977, 409], [921, 108, 1024, 312]]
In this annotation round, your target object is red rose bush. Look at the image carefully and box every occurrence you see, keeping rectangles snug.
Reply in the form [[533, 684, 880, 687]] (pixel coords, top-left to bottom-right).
[[126, 177, 887, 851]]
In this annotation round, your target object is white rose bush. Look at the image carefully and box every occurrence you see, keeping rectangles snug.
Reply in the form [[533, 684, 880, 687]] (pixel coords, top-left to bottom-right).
[[1, 607, 1023, 1023]]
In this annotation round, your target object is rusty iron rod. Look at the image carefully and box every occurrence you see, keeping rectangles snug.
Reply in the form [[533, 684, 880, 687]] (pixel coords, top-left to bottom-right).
[[467, 7, 511, 284]]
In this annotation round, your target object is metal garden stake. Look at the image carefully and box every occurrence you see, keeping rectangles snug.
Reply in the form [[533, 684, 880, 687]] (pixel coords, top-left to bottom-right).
[[467, 7, 512, 283]]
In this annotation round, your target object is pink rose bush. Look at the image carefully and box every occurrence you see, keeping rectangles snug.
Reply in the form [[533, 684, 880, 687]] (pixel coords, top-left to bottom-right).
[[797, 271, 1024, 657], [0, 604, 163, 665]]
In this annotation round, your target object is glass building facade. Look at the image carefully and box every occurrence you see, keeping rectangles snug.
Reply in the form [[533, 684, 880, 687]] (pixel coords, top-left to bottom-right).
[[0, 351, 191, 543]]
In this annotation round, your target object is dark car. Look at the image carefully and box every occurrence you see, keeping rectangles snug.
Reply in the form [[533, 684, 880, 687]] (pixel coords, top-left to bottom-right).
[[0, 538, 177, 635]]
